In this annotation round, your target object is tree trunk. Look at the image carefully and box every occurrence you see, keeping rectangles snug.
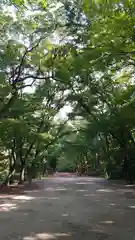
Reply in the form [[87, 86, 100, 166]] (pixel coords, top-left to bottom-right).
[[27, 168, 33, 185], [28, 175, 32, 185], [42, 162, 47, 176], [19, 164, 25, 184], [3, 156, 15, 186], [3, 169, 15, 186]]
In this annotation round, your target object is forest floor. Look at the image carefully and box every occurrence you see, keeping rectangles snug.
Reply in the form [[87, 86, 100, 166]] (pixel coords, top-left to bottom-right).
[[0, 176, 135, 239]]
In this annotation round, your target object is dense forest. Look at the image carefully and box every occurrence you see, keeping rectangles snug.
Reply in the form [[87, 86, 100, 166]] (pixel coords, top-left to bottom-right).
[[0, 0, 135, 185]]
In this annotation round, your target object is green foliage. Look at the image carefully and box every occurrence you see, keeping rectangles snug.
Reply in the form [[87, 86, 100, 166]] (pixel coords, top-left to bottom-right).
[[56, 158, 76, 172]]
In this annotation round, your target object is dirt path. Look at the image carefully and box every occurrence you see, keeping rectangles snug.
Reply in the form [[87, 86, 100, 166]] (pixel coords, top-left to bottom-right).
[[0, 177, 135, 239]]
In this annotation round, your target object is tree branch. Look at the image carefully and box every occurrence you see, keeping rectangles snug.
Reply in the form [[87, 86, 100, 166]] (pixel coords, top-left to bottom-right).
[[13, 36, 48, 84], [16, 73, 51, 83]]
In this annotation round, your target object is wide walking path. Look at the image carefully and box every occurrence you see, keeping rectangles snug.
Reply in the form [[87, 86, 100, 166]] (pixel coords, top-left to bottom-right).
[[0, 177, 135, 239]]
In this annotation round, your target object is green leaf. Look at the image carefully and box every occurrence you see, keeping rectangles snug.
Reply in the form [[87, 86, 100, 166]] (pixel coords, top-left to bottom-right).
[[40, 0, 47, 9], [12, 0, 24, 5]]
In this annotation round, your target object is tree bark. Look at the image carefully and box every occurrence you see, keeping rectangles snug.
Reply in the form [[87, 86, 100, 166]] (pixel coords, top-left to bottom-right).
[[3, 156, 16, 186], [18, 161, 25, 184]]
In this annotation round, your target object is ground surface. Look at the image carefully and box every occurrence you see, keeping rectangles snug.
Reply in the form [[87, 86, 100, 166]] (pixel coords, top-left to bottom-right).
[[1, 177, 135, 239]]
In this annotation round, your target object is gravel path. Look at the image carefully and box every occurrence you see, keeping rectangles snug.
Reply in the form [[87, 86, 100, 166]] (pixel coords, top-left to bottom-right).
[[0, 177, 135, 239]]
